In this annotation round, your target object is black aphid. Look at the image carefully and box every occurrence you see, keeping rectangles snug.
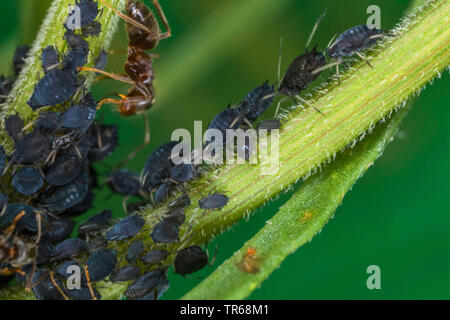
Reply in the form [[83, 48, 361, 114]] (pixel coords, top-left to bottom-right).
[[206, 106, 242, 147], [13, 45, 29, 77], [12, 166, 44, 195], [164, 208, 186, 227], [78, 209, 112, 236], [31, 269, 65, 300], [40, 170, 90, 212], [126, 240, 144, 263], [27, 68, 77, 110], [135, 276, 169, 300], [41, 46, 60, 73], [170, 163, 196, 183], [125, 268, 167, 300], [36, 111, 61, 134], [168, 194, 191, 210], [60, 94, 96, 130], [5, 114, 24, 143], [44, 217, 75, 243], [54, 238, 87, 260], [64, 30, 89, 50], [68, 0, 101, 29], [141, 249, 169, 265], [107, 169, 143, 197], [0, 203, 37, 233], [44, 155, 81, 186], [0, 146, 6, 175], [198, 192, 229, 210], [89, 124, 119, 162], [238, 81, 275, 122], [126, 200, 147, 213], [278, 46, 326, 96], [141, 141, 179, 190], [106, 214, 145, 241], [257, 119, 281, 130], [326, 25, 385, 83], [327, 25, 384, 59], [13, 129, 51, 164], [174, 246, 208, 276], [86, 248, 117, 281], [62, 47, 89, 75], [110, 265, 141, 283], [150, 220, 179, 244], [36, 239, 55, 265], [154, 182, 170, 204]]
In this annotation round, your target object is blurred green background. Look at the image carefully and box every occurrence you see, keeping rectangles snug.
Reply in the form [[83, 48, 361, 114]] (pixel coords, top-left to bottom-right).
[[1, 0, 448, 299]]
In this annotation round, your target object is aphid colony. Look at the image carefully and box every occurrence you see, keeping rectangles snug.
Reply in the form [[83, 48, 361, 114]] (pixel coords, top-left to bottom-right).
[[0, 0, 387, 300]]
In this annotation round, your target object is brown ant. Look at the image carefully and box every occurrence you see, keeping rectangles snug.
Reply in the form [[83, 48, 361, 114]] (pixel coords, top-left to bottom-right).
[[79, 0, 171, 167]]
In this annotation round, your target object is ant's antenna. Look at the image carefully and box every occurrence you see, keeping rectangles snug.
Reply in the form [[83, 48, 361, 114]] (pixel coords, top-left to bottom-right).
[[305, 9, 327, 50]]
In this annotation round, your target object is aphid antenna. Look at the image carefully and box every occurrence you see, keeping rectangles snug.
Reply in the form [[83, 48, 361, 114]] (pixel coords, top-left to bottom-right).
[[305, 9, 327, 51], [326, 32, 338, 51]]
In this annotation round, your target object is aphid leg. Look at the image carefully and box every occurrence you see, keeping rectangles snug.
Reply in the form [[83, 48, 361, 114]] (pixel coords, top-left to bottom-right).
[[114, 112, 150, 169], [326, 33, 338, 51], [153, 0, 171, 39], [305, 9, 327, 50], [294, 95, 323, 115], [355, 51, 373, 68], [122, 196, 130, 215], [207, 245, 219, 267], [49, 271, 69, 300], [78, 67, 135, 85], [98, 0, 151, 33], [336, 63, 340, 85], [277, 37, 283, 83], [274, 96, 289, 118], [83, 265, 98, 300]]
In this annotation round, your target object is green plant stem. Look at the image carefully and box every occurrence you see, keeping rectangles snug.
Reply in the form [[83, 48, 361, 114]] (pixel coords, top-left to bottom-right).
[[183, 104, 411, 300], [1, 0, 449, 300]]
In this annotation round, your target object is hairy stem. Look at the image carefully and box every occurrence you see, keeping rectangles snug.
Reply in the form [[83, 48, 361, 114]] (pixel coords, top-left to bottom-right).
[[182, 104, 411, 300]]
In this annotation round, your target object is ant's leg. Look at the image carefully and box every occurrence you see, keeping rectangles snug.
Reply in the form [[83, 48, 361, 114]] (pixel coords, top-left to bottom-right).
[[96, 98, 124, 110], [153, 0, 171, 39], [83, 265, 98, 300], [78, 67, 135, 85], [114, 112, 150, 169], [0, 211, 25, 245], [0, 267, 25, 276], [355, 51, 373, 68], [98, 0, 151, 33], [49, 271, 69, 300], [294, 95, 324, 115]]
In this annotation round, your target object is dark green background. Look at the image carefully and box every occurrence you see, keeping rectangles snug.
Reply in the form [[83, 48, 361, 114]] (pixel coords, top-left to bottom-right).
[[1, 0, 448, 299]]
